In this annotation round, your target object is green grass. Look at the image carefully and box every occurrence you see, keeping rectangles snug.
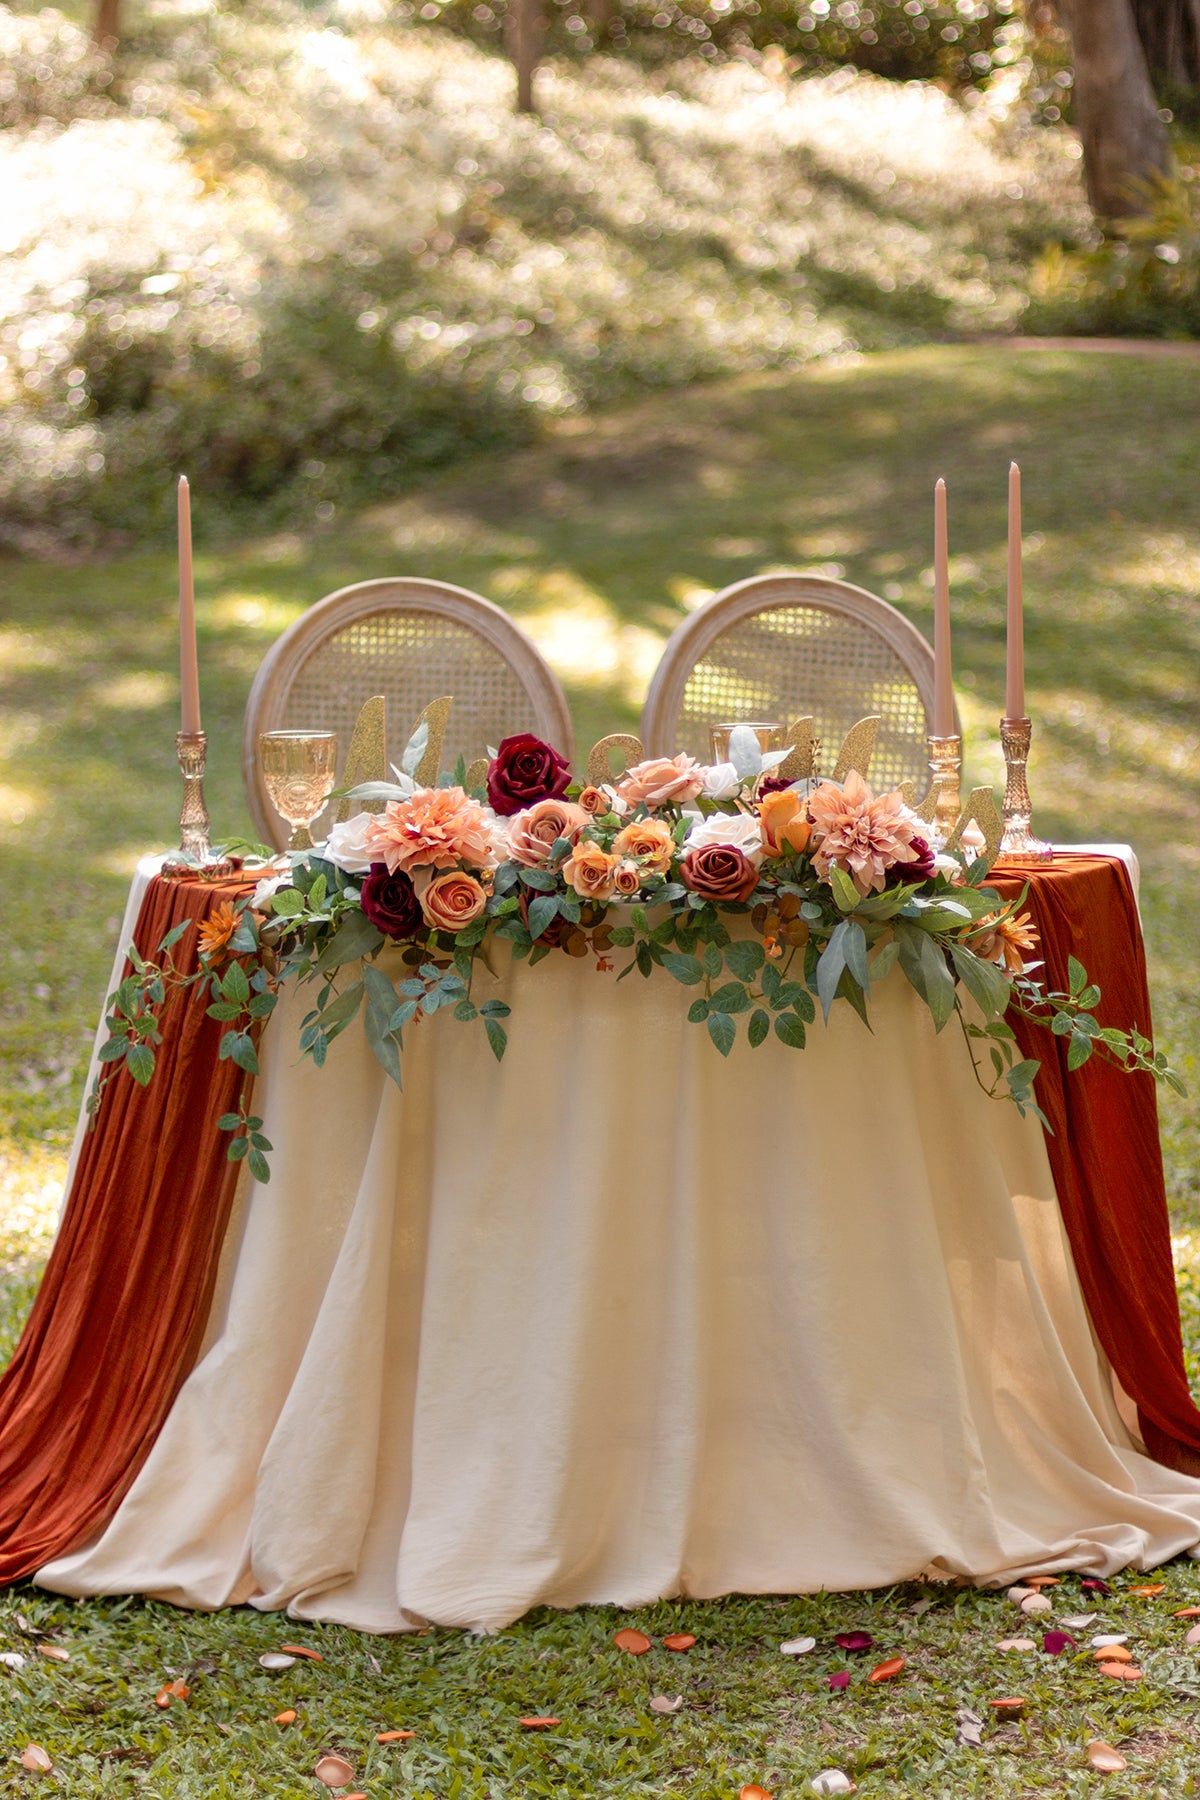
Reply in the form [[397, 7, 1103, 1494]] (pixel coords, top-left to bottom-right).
[[2, 343, 1200, 1794]]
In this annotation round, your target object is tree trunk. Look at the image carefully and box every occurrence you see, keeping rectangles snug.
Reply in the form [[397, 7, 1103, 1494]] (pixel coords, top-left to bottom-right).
[[94, 0, 121, 49], [505, 0, 544, 114], [1057, 0, 1172, 219], [586, 0, 613, 42], [1131, 0, 1200, 90]]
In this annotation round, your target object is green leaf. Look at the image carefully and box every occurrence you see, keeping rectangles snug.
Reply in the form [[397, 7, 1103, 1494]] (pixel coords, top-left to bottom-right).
[[479, 999, 512, 1018], [363, 963, 403, 1088], [315, 978, 365, 1035], [453, 999, 479, 1022], [774, 1012, 807, 1049], [247, 1147, 271, 1184], [226, 1031, 260, 1075], [724, 938, 765, 981], [661, 951, 704, 986], [158, 921, 189, 951], [706, 1011, 736, 1057], [216, 1112, 242, 1131], [895, 920, 955, 1030], [748, 1008, 770, 1048], [868, 939, 901, 983], [950, 944, 1011, 1021], [307, 873, 328, 910], [1067, 1032, 1094, 1071], [609, 926, 635, 948], [687, 997, 709, 1023], [636, 942, 652, 978], [709, 980, 752, 1015], [270, 887, 305, 917], [485, 1018, 507, 1062], [519, 866, 557, 892], [247, 992, 277, 1020], [761, 961, 782, 1003], [829, 865, 861, 912], [125, 1042, 155, 1085], [98, 1036, 129, 1064], [314, 908, 385, 973], [1068, 954, 1088, 995], [228, 1134, 250, 1161], [701, 942, 723, 979], [841, 919, 870, 991], [526, 893, 560, 941], [816, 922, 849, 1022], [630, 906, 648, 934]]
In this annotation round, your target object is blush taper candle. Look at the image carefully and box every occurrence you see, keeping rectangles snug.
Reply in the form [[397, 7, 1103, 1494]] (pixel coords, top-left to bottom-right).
[[178, 475, 201, 735], [1006, 460, 1025, 719], [932, 477, 954, 736]]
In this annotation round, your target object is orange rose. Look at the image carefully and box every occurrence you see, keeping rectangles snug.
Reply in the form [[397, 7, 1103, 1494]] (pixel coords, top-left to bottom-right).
[[612, 859, 641, 897], [616, 753, 705, 809], [505, 798, 589, 868], [577, 785, 613, 816], [562, 838, 619, 901], [416, 869, 488, 933], [611, 818, 676, 874], [759, 789, 812, 857]]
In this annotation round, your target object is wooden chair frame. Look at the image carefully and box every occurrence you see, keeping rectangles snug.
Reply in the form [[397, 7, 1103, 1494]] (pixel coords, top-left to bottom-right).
[[639, 573, 957, 777], [242, 577, 573, 849]]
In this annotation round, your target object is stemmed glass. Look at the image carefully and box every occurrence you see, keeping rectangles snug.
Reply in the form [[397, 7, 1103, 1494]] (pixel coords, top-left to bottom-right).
[[258, 730, 338, 851]]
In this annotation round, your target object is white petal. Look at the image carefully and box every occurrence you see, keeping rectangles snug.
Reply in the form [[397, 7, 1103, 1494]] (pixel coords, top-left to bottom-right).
[[1090, 1634, 1128, 1648], [780, 1637, 816, 1656], [811, 1771, 856, 1796]]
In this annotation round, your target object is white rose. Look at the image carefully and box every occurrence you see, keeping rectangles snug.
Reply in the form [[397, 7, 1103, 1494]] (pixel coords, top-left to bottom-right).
[[685, 811, 765, 865], [322, 810, 377, 873], [701, 762, 742, 801], [250, 872, 290, 911]]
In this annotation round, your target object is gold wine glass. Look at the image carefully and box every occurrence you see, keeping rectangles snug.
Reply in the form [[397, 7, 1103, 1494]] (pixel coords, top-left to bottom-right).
[[258, 730, 338, 851]]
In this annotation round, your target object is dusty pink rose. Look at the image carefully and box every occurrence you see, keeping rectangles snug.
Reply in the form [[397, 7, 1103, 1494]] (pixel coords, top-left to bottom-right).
[[505, 798, 590, 868], [612, 859, 642, 897], [365, 786, 498, 875], [415, 869, 488, 933], [611, 818, 676, 874], [616, 753, 705, 810], [807, 771, 922, 897]]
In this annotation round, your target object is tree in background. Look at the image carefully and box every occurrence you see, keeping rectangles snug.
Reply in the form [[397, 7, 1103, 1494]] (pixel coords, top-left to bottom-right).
[[94, 0, 121, 49], [1132, 0, 1200, 98], [1048, 0, 1172, 218]]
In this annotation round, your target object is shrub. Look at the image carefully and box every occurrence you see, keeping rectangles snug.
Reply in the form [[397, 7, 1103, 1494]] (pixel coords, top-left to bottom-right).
[[1026, 174, 1200, 339]]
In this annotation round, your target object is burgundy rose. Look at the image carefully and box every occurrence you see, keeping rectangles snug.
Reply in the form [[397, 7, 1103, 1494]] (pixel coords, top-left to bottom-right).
[[360, 862, 423, 939], [757, 772, 795, 800], [888, 835, 936, 885], [486, 733, 571, 816], [679, 842, 759, 904]]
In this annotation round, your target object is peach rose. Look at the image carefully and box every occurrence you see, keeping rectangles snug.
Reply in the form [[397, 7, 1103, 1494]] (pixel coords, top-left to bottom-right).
[[616, 753, 705, 810], [415, 869, 488, 933], [759, 789, 812, 857], [611, 818, 676, 874], [505, 798, 589, 868], [612, 859, 641, 897], [577, 784, 613, 816], [562, 838, 620, 902]]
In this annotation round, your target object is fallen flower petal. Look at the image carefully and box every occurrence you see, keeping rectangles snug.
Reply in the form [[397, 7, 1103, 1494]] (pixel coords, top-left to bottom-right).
[[1060, 1614, 1097, 1628], [1020, 1594, 1052, 1615], [1042, 1632, 1076, 1656], [739, 1786, 772, 1800], [1090, 1634, 1128, 1648], [1023, 1576, 1061, 1589], [1128, 1584, 1166, 1597], [1092, 1645, 1132, 1663], [37, 1645, 70, 1662], [154, 1687, 174, 1709], [1086, 1741, 1128, 1773], [1186, 1624, 1200, 1647], [834, 1632, 873, 1653], [20, 1745, 53, 1773], [780, 1637, 817, 1657], [868, 1657, 905, 1682], [519, 1717, 560, 1729], [997, 1638, 1037, 1652], [1081, 1579, 1112, 1594], [650, 1695, 683, 1714], [988, 1697, 1026, 1717], [1098, 1662, 1143, 1680], [315, 1753, 356, 1787], [274, 1710, 297, 1727], [0, 1652, 26, 1671], [259, 1652, 296, 1671], [1172, 1606, 1200, 1618], [827, 1671, 851, 1691], [663, 1633, 696, 1652], [376, 1730, 416, 1743], [280, 1644, 324, 1662], [613, 1628, 652, 1655], [811, 1769, 857, 1796], [1006, 1585, 1035, 1604]]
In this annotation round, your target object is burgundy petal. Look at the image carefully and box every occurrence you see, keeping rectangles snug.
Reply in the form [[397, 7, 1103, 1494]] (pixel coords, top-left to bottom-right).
[[833, 1632, 874, 1653], [1081, 1579, 1111, 1594], [1042, 1631, 1076, 1656], [827, 1671, 851, 1691]]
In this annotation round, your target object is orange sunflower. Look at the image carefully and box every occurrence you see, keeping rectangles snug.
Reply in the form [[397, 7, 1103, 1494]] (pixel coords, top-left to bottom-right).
[[974, 909, 1038, 974], [196, 901, 240, 963]]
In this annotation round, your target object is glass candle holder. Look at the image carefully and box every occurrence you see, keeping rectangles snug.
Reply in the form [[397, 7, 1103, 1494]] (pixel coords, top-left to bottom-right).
[[709, 722, 784, 763]]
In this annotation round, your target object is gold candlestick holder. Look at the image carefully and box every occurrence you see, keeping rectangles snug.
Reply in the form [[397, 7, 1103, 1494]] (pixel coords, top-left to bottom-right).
[[176, 729, 212, 861], [998, 715, 1052, 858], [926, 733, 962, 849]]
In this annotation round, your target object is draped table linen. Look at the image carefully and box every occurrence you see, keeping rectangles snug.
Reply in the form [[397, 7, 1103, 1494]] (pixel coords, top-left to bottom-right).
[[28, 851, 1200, 1632]]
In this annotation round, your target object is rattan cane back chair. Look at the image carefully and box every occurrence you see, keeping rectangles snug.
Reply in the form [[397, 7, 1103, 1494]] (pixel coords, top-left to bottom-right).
[[243, 577, 574, 850], [639, 574, 956, 793]]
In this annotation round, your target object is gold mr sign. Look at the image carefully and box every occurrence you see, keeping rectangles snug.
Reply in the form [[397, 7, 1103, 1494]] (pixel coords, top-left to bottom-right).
[[335, 696, 1001, 862]]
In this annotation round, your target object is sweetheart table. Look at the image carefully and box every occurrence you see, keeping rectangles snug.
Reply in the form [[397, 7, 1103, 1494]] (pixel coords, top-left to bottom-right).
[[2, 850, 1200, 1631]]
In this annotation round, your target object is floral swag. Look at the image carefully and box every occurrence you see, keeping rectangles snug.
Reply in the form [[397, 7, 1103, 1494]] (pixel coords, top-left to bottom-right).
[[95, 723, 1183, 1180]]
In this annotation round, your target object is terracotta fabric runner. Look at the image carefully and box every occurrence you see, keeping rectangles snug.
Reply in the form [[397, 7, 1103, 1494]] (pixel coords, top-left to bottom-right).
[[0, 853, 1196, 1585], [993, 854, 1200, 1475], [0, 871, 255, 1583]]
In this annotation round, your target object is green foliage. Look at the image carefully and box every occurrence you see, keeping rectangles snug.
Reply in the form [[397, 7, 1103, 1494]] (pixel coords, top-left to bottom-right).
[[1028, 174, 1200, 339]]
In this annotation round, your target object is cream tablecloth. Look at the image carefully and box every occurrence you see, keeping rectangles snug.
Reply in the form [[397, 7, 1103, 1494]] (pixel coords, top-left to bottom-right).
[[39, 877, 1200, 1631]]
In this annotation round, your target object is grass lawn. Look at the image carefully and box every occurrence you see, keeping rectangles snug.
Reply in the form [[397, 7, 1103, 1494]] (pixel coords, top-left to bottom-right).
[[1, 343, 1199, 1793]]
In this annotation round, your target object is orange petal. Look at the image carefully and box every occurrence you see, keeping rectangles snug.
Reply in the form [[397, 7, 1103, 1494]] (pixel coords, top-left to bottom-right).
[[1173, 1605, 1200, 1617], [988, 1697, 1026, 1716], [1023, 1576, 1061, 1589], [155, 1686, 174, 1709], [613, 1628, 652, 1655], [281, 1643, 325, 1661], [1092, 1645, 1133, 1663], [376, 1730, 416, 1743], [519, 1716, 560, 1730], [20, 1745, 53, 1773], [274, 1710, 297, 1727], [1128, 1584, 1166, 1596], [739, 1787, 773, 1800], [37, 1644, 70, 1662], [868, 1656, 906, 1682], [315, 1753, 356, 1787], [663, 1633, 696, 1652], [1098, 1662, 1143, 1680]]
